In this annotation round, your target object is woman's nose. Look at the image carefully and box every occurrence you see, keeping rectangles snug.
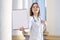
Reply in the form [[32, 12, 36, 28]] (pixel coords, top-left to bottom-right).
[[35, 7, 37, 9], [34, 8, 37, 11]]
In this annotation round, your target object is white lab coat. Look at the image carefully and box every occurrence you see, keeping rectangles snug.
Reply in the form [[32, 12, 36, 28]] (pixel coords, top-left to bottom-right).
[[29, 16, 43, 40]]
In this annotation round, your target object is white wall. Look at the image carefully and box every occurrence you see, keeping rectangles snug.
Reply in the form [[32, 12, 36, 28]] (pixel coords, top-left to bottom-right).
[[0, 0, 1, 40], [47, 0, 60, 35], [55, 0, 60, 35], [0, 0, 12, 40]]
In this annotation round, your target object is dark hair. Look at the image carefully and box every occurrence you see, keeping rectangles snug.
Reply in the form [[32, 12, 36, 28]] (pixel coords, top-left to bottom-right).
[[30, 2, 40, 17]]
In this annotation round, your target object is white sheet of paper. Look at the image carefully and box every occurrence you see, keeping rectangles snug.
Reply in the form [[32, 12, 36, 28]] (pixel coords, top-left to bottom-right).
[[13, 10, 28, 29]]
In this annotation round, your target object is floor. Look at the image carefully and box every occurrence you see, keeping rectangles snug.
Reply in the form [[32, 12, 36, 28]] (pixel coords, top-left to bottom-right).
[[12, 31, 60, 40], [12, 35, 60, 40], [24, 35, 60, 40]]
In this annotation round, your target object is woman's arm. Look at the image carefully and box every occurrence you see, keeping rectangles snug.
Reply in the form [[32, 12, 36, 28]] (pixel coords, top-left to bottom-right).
[[41, 20, 47, 33], [20, 26, 29, 31]]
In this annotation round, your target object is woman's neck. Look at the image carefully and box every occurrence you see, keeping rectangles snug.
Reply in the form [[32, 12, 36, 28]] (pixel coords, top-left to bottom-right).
[[34, 13, 38, 18], [34, 15, 38, 18]]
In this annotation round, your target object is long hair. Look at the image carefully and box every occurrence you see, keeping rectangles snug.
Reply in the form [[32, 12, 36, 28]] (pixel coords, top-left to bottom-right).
[[30, 2, 40, 17]]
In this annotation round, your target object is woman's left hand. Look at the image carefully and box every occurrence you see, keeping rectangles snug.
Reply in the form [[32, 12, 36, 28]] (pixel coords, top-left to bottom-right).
[[41, 20, 45, 24], [41, 20, 47, 27]]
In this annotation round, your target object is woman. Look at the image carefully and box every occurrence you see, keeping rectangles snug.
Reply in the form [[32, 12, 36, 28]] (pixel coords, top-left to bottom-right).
[[20, 2, 46, 40]]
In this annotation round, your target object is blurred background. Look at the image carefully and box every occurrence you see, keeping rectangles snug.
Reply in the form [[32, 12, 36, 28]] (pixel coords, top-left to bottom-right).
[[0, 0, 60, 40]]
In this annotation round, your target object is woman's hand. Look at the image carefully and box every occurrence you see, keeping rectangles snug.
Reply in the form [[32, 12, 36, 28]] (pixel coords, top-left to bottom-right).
[[41, 20, 47, 27], [41, 20, 45, 24], [20, 26, 28, 31], [41, 20, 47, 32], [20, 27, 25, 31]]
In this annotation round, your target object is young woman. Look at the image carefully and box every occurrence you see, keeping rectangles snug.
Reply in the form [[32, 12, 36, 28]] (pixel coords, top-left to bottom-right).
[[20, 2, 46, 40]]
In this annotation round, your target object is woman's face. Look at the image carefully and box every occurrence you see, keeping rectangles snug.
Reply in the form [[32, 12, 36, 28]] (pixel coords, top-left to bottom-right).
[[32, 4, 39, 15]]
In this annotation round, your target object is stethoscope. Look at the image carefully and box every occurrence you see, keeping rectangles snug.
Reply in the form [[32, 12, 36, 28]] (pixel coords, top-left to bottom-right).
[[33, 16, 39, 22]]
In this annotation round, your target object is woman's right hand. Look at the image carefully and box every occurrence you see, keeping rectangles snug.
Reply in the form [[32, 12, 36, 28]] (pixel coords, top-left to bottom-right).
[[20, 27, 24, 31], [20, 26, 29, 31]]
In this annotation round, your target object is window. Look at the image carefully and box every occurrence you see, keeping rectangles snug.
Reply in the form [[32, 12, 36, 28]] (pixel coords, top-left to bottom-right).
[[12, 0, 28, 9]]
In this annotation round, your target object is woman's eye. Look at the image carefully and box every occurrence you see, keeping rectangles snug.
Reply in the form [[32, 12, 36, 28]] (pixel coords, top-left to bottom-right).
[[36, 6, 39, 8], [33, 6, 39, 8], [32, 6, 35, 8]]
